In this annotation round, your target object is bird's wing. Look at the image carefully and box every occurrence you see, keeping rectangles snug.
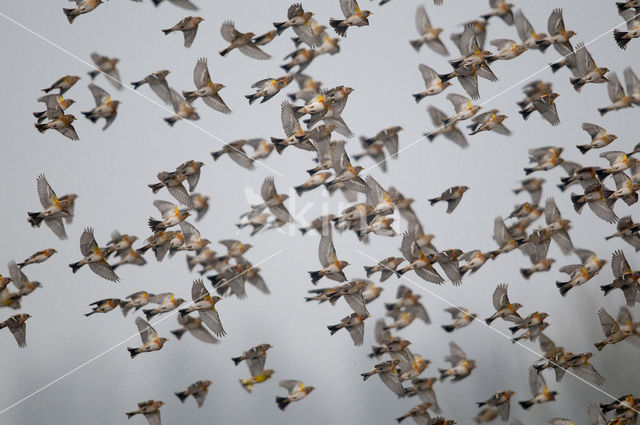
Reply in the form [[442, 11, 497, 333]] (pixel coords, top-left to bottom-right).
[[203, 93, 232, 114], [261, 177, 277, 201], [80, 227, 98, 257], [135, 316, 157, 343], [88, 261, 119, 282], [220, 21, 236, 43], [598, 307, 619, 336], [318, 232, 337, 268], [193, 57, 211, 88], [199, 310, 226, 337], [239, 44, 271, 60], [415, 5, 432, 34]]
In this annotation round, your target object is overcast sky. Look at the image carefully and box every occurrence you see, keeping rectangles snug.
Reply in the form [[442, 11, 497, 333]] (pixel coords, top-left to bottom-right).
[[0, 0, 639, 424]]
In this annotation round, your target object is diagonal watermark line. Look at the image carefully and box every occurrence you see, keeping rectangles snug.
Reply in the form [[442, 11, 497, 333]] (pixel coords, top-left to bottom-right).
[[0, 11, 283, 177], [0, 250, 283, 416], [357, 249, 640, 413], [362, 21, 628, 174]]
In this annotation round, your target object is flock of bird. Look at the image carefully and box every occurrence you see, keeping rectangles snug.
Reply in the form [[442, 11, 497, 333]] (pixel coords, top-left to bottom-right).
[[2, 0, 640, 424]]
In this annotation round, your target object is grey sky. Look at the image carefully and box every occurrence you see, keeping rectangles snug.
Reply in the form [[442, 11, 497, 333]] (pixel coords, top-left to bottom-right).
[[0, 0, 639, 424]]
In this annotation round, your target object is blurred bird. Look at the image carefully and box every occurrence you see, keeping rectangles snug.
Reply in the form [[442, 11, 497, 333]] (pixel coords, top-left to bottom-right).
[[429, 186, 469, 213], [537, 9, 576, 56], [569, 42, 609, 92], [151, 0, 198, 10], [598, 72, 633, 116], [239, 369, 275, 393], [41, 75, 80, 95], [82, 83, 120, 130], [410, 6, 448, 55], [275, 380, 315, 410], [481, 0, 514, 25], [88, 53, 122, 89], [164, 88, 200, 126], [0, 313, 30, 348], [125, 400, 164, 425], [519, 93, 560, 126], [175, 380, 212, 407], [467, 109, 510, 136], [143, 292, 185, 319], [425, 106, 468, 149], [413, 64, 451, 103], [33, 94, 75, 124], [514, 10, 550, 52], [477, 390, 515, 421], [17, 249, 57, 268], [577, 123, 617, 154], [120, 291, 154, 317], [361, 359, 406, 396], [309, 231, 349, 284], [131, 70, 171, 104], [63, 0, 102, 24], [162, 16, 204, 48], [85, 298, 121, 317], [519, 367, 557, 409], [605, 216, 640, 251], [442, 307, 477, 332], [438, 341, 476, 382], [171, 314, 218, 344], [396, 402, 433, 424]]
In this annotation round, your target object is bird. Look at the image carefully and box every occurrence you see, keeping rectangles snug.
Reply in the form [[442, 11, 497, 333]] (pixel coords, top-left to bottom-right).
[[477, 390, 515, 421], [131, 71, 172, 105], [34, 104, 79, 141], [82, 83, 120, 130], [17, 249, 57, 268], [143, 293, 185, 319], [514, 10, 550, 52], [429, 186, 469, 213], [88, 53, 122, 89], [119, 291, 154, 317], [175, 380, 212, 407], [467, 109, 510, 136], [148, 200, 191, 232], [125, 400, 164, 425], [485, 283, 523, 324], [425, 106, 468, 148], [0, 313, 31, 348], [164, 88, 199, 126], [410, 5, 448, 55], [442, 307, 477, 332], [63, 0, 102, 24], [245, 76, 293, 105], [41, 75, 80, 95], [239, 369, 275, 393], [397, 231, 444, 284], [577, 123, 617, 154], [480, 0, 514, 25], [182, 58, 231, 114], [85, 298, 121, 317], [438, 341, 476, 382], [518, 367, 557, 409], [594, 306, 632, 351], [309, 230, 350, 284], [275, 380, 315, 410], [273, 4, 318, 46], [127, 317, 168, 358], [179, 279, 226, 337], [151, 0, 198, 10], [614, 9, 640, 50], [219, 21, 270, 59], [569, 42, 609, 92], [162, 16, 204, 48], [171, 314, 218, 344], [361, 359, 406, 396], [598, 72, 633, 116], [329, 0, 371, 37], [33, 94, 75, 123], [519, 93, 561, 126], [68, 228, 119, 282], [538, 9, 576, 56]]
